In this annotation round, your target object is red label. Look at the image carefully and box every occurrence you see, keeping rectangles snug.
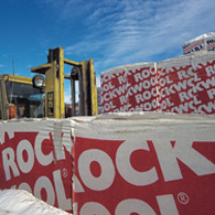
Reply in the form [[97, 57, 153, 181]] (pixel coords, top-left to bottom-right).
[[0, 131, 73, 213], [73, 137, 215, 215]]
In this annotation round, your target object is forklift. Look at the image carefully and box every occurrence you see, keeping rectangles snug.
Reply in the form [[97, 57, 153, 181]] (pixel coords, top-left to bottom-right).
[[0, 47, 98, 120]]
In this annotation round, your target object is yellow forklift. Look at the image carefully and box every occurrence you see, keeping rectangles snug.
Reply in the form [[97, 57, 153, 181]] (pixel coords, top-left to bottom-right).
[[0, 47, 98, 120]]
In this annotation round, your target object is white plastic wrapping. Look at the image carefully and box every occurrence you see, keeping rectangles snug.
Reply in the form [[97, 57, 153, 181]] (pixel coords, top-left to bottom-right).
[[183, 32, 215, 54], [0, 189, 71, 215]]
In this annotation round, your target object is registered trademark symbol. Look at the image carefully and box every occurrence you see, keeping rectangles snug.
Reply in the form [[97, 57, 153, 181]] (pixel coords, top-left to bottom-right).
[[62, 168, 68, 178], [177, 192, 189, 205]]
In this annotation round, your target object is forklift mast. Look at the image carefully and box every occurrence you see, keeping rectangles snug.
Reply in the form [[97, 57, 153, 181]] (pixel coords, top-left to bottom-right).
[[31, 47, 98, 118]]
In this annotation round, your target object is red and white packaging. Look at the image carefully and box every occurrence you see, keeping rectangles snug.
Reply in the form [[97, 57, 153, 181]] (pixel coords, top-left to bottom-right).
[[126, 63, 158, 112], [101, 52, 215, 115], [101, 63, 158, 113], [101, 65, 127, 113], [157, 52, 215, 114], [183, 32, 215, 54], [72, 112, 215, 215], [0, 118, 73, 213], [1, 113, 215, 214]]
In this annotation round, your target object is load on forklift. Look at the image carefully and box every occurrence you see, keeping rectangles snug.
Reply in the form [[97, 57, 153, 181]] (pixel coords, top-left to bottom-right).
[[0, 47, 98, 120]]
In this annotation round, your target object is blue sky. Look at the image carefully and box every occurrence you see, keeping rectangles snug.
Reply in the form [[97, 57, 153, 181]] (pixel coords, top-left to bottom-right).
[[1, 0, 215, 97]]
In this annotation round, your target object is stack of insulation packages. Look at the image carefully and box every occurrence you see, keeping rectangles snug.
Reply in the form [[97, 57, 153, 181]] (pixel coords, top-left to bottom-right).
[[101, 33, 215, 115]]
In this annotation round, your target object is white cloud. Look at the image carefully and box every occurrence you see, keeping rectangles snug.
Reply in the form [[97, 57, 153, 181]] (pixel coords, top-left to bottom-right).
[[64, 95, 71, 104], [46, 0, 215, 73]]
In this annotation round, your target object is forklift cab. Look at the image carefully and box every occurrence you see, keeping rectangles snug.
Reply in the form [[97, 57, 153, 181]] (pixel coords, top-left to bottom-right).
[[0, 75, 44, 120]]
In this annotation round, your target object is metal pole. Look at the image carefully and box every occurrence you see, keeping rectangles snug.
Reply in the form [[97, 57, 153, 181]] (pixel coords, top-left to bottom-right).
[[71, 78, 76, 116]]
